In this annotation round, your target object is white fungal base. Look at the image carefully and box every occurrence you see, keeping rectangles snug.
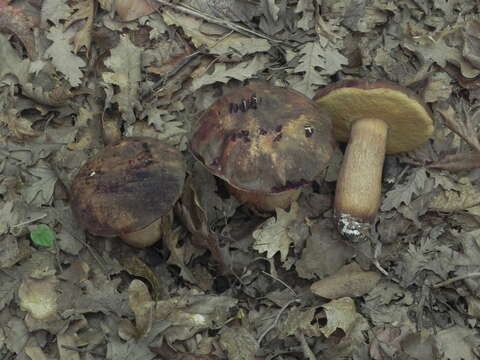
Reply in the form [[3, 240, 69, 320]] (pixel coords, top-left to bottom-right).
[[336, 212, 370, 242]]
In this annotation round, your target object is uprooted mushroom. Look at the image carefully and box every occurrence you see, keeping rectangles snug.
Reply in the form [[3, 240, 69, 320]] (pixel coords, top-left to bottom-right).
[[314, 79, 434, 239]]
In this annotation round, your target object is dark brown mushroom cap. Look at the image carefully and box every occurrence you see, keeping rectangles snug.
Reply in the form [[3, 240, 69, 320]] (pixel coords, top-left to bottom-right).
[[190, 84, 336, 193], [71, 137, 185, 237], [314, 79, 434, 154]]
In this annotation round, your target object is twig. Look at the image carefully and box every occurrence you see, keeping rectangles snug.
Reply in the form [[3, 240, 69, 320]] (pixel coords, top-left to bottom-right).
[[433, 272, 480, 288], [76, 235, 109, 276], [257, 298, 300, 345], [295, 333, 316, 360], [11, 213, 47, 228], [261, 270, 297, 297], [141, 45, 208, 99], [153, 0, 284, 44], [0, 268, 16, 280]]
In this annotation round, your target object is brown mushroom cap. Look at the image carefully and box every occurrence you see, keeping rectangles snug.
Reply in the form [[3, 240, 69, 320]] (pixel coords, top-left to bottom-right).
[[71, 137, 185, 237], [190, 84, 336, 194], [314, 79, 434, 153]]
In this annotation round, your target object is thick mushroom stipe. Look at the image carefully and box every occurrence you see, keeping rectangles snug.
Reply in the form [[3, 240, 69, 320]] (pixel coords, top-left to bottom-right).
[[190, 83, 336, 212], [335, 118, 387, 220], [314, 79, 434, 239]]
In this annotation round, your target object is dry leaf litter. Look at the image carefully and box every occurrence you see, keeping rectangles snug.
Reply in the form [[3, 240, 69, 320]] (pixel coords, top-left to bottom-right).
[[1, 0, 480, 359]]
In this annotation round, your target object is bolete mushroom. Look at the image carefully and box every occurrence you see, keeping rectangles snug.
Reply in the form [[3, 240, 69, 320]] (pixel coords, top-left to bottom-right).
[[71, 137, 185, 248], [314, 79, 434, 238], [190, 83, 336, 213]]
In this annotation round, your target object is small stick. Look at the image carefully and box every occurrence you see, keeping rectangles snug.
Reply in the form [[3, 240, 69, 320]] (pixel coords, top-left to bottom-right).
[[153, 0, 284, 44], [433, 272, 480, 288], [261, 270, 297, 297], [296, 332, 316, 360], [11, 214, 47, 228], [257, 299, 300, 345]]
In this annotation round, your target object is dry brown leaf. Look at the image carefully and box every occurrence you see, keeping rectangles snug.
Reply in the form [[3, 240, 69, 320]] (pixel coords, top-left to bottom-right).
[[320, 297, 365, 338], [121, 256, 164, 300], [102, 35, 142, 124], [428, 151, 480, 172], [296, 219, 354, 279], [0, 0, 37, 59], [115, 0, 159, 22], [128, 280, 155, 338], [154, 295, 237, 328], [175, 173, 232, 273], [290, 41, 348, 98], [164, 226, 198, 284], [278, 306, 323, 338], [25, 346, 49, 360], [219, 326, 258, 360], [429, 177, 480, 212], [65, 0, 95, 53], [381, 168, 430, 212], [18, 275, 59, 321], [436, 326, 480, 360], [252, 202, 302, 262], [21, 83, 77, 107], [437, 105, 480, 152], [311, 262, 381, 299], [0, 109, 37, 140], [190, 54, 270, 91], [162, 8, 270, 59]]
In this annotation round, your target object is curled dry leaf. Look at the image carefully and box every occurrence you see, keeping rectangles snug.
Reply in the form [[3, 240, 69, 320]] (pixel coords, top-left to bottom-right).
[[0, 0, 38, 59], [311, 262, 381, 299], [64, 0, 95, 53], [175, 172, 232, 273], [128, 280, 155, 338], [122, 256, 164, 300], [0, 109, 37, 141]]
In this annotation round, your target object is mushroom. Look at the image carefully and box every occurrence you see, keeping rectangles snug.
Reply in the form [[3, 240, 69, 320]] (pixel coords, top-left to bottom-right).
[[190, 83, 336, 213], [314, 79, 434, 238], [71, 137, 185, 248]]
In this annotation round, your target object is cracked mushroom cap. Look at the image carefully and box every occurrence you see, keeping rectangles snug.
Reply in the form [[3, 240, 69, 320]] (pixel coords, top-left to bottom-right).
[[71, 137, 185, 237], [314, 79, 434, 153], [190, 84, 336, 194]]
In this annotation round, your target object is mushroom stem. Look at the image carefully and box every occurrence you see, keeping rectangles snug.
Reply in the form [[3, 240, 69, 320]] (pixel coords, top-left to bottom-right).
[[120, 212, 173, 248], [335, 118, 388, 234], [226, 184, 301, 213], [120, 218, 162, 248]]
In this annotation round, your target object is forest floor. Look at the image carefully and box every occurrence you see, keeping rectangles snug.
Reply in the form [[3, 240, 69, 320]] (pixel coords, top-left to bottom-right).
[[1, 0, 480, 359]]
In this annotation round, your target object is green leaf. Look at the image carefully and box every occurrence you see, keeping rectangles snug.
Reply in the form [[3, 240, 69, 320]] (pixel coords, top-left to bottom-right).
[[30, 224, 56, 247]]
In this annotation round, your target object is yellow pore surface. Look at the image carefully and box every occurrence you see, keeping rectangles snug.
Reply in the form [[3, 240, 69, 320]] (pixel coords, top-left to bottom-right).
[[316, 87, 434, 154]]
